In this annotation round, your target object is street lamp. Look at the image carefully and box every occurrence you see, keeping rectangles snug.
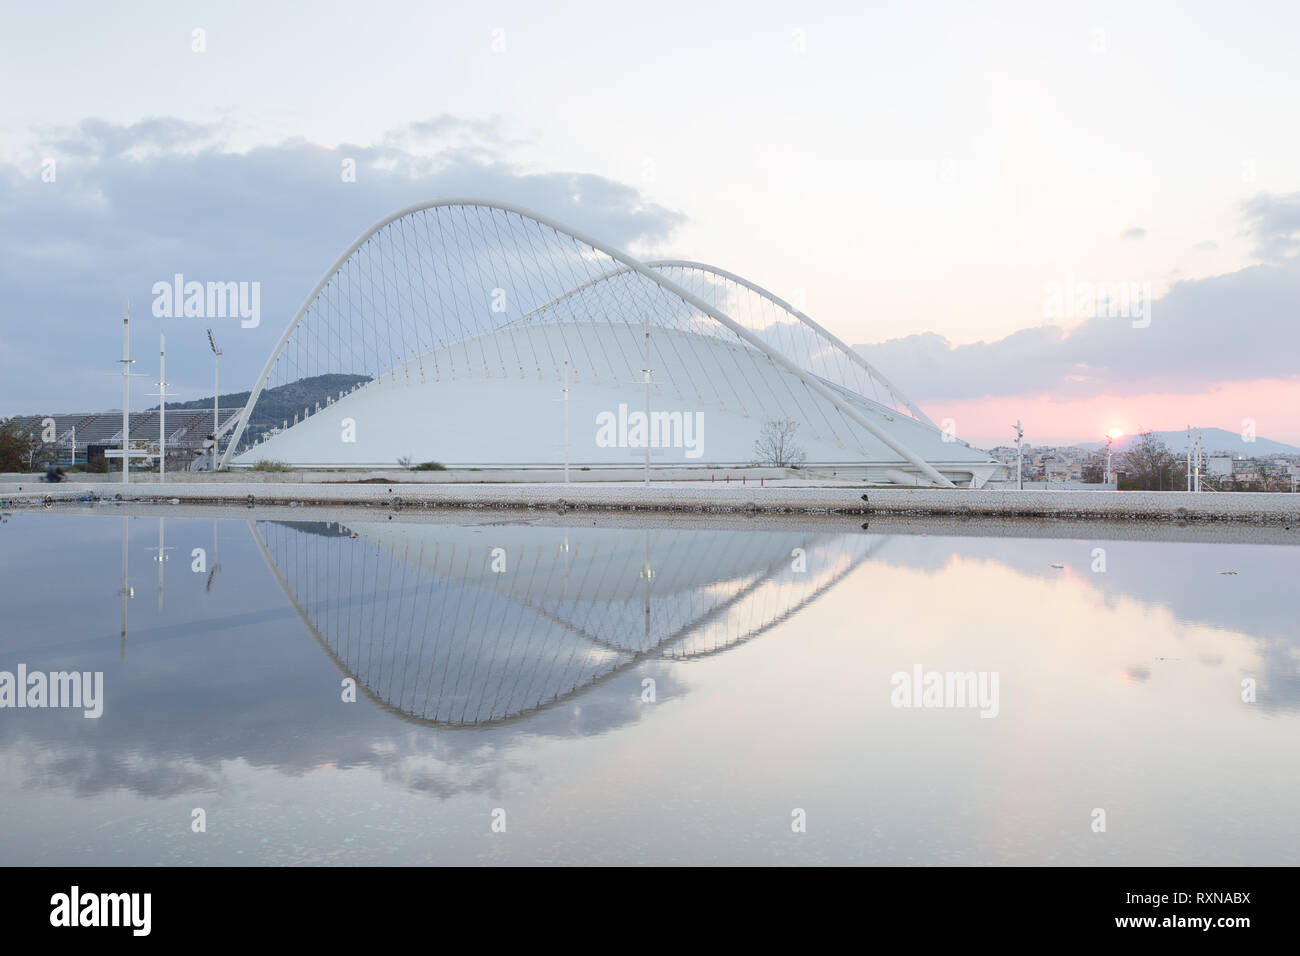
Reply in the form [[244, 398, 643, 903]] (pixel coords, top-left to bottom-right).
[[1104, 428, 1123, 487]]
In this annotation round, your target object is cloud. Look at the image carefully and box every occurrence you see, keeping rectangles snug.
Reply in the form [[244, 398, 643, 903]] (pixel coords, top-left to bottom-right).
[[856, 262, 1300, 402], [1120, 226, 1147, 240], [851, 192, 1300, 405], [42, 116, 224, 160], [1192, 240, 1219, 252], [1242, 191, 1300, 262], [0, 116, 684, 412]]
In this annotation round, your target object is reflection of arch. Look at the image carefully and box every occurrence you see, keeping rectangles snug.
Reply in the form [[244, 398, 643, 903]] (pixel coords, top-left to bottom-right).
[[248, 518, 879, 727], [221, 200, 997, 486]]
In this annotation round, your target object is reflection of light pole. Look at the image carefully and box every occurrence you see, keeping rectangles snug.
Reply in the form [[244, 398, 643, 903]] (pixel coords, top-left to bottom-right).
[[148, 517, 173, 612], [119, 516, 132, 660], [642, 529, 653, 638], [206, 329, 222, 468], [206, 518, 222, 592]]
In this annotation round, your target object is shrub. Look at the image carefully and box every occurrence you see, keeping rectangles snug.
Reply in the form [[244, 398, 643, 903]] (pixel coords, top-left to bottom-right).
[[0, 419, 40, 472]]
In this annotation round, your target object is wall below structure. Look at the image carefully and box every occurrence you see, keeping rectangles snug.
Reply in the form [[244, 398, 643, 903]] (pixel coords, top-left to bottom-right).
[[3, 480, 1297, 524]]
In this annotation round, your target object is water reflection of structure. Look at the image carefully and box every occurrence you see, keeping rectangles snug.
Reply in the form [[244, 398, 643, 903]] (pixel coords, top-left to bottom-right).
[[250, 520, 880, 726], [117, 516, 223, 658]]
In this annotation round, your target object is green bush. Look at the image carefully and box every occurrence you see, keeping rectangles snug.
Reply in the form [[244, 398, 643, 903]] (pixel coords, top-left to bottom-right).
[[413, 461, 446, 471]]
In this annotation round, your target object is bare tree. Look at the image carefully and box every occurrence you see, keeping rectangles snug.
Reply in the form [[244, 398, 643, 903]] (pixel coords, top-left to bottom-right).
[[0, 419, 41, 472], [753, 419, 807, 467], [1119, 431, 1184, 490]]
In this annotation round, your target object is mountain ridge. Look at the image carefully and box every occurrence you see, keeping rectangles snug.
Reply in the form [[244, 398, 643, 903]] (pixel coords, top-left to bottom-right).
[[1075, 427, 1299, 456]]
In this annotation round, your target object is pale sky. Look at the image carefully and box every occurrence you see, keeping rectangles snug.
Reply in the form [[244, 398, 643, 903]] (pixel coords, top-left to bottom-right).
[[2, 0, 1297, 446]]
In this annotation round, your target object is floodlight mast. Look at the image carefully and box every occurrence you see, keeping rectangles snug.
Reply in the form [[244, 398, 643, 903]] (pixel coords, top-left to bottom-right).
[[119, 299, 133, 484], [206, 329, 222, 468], [153, 334, 168, 481]]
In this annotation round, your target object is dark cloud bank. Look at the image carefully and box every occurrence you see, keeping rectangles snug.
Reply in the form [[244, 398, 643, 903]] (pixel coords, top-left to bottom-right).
[[857, 193, 1300, 405], [0, 116, 682, 410]]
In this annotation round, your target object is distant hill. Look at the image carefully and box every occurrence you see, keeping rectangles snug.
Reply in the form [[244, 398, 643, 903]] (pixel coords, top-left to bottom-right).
[[1078, 428, 1300, 456], [150, 373, 371, 445]]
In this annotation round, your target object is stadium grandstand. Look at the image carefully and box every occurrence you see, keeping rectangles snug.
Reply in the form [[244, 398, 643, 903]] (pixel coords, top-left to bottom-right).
[[5, 409, 239, 470]]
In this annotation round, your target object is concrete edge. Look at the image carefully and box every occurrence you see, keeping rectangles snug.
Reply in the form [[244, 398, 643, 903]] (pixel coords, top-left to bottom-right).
[[3, 481, 1299, 524]]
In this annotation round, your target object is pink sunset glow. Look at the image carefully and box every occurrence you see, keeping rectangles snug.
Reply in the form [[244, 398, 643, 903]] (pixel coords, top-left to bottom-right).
[[927, 377, 1300, 449]]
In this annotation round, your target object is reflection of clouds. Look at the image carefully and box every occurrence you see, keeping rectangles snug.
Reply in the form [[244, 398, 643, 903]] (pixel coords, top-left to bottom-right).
[[4, 739, 224, 799], [1, 511, 1295, 812], [1248, 640, 1300, 714], [0, 515, 869, 800], [872, 535, 1300, 712], [367, 734, 521, 799], [0, 658, 692, 801]]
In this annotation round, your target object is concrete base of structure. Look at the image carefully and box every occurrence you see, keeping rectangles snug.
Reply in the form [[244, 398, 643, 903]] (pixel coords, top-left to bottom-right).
[[2, 479, 1298, 524]]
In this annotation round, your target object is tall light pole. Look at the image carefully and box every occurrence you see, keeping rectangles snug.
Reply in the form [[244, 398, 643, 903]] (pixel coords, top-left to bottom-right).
[[642, 313, 652, 488], [151, 334, 169, 482], [105, 298, 148, 479], [562, 356, 570, 484], [1013, 420, 1024, 490], [206, 329, 222, 469], [1104, 433, 1114, 487], [119, 298, 133, 484], [1193, 430, 1203, 492]]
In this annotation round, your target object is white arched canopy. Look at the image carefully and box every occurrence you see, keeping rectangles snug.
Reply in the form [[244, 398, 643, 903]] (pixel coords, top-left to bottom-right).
[[223, 200, 990, 486]]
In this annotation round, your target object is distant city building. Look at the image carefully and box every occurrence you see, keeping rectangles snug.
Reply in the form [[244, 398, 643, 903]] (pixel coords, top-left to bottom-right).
[[1207, 455, 1233, 477]]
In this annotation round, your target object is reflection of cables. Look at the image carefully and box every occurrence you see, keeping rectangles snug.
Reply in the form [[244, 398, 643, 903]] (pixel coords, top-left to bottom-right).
[[253, 519, 879, 727]]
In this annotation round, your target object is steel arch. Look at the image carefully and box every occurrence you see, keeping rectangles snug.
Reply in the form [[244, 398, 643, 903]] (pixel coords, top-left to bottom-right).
[[219, 200, 954, 486]]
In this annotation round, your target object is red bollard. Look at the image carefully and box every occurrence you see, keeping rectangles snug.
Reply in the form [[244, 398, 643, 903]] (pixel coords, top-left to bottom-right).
[[743, 475, 747, 484], [761, 477, 764, 486]]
